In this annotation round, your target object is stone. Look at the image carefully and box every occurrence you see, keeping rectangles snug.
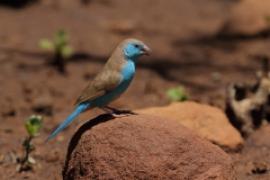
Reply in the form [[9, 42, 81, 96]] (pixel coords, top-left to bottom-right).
[[138, 102, 243, 150], [63, 114, 235, 180]]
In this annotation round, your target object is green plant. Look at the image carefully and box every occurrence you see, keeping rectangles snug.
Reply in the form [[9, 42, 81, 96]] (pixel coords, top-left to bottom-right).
[[17, 115, 42, 172], [166, 86, 188, 102], [39, 30, 73, 73]]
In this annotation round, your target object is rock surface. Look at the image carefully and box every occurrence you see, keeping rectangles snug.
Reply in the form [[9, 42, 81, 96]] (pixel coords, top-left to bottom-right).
[[138, 102, 243, 150], [63, 114, 235, 180]]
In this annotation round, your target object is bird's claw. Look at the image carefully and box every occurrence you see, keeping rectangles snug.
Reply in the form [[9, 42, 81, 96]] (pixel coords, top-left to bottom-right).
[[111, 113, 130, 118], [101, 106, 137, 117], [112, 109, 137, 115]]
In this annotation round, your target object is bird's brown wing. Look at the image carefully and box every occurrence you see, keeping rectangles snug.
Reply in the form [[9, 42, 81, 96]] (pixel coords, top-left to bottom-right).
[[75, 70, 122, 105]]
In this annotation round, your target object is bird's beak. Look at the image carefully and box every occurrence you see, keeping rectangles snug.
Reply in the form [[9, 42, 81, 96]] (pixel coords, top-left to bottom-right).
[[141, 45, 151, 56]]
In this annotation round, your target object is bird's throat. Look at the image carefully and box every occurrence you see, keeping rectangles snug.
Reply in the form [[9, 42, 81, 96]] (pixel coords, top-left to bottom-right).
[[121, 60, 136, 81]]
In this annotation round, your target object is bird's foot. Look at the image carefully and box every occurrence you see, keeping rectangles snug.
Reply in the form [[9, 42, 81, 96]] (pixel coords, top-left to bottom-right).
[[101, 106, 137, 117], [111, 113, 130, 118], [112, 109, 137, 115]]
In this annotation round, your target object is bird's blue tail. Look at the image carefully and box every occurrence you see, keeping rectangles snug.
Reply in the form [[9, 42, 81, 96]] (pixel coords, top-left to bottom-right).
[[46, 103, 90, 141]]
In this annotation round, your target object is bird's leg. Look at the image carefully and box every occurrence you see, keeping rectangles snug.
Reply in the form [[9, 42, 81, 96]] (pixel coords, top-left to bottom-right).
[[100, 107, 128, 118], [105, 106, 137, 115], [101, 106, 137, 117], [100, 107, 112, 114], [101, 107, 123, 117]]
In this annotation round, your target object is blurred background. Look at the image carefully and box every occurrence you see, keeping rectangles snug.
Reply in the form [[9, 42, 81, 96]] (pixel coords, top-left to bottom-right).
[[1, 0, 270, 179]]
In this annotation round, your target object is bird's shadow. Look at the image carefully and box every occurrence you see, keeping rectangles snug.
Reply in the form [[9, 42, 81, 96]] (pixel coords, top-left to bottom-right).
[[62, 113, 115, 177]]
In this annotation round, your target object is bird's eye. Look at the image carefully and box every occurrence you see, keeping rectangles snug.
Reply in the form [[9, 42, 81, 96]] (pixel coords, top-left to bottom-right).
[[134, 44, 140, 48]]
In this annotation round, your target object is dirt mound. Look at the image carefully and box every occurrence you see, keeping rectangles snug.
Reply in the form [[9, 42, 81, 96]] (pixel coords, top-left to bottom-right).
[[63, 114, 235, 180]]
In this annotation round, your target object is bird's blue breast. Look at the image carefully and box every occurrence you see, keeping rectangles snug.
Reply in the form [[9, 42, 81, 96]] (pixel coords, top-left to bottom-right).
[[92, 60, 135, 107], [121, 60, 135, 81]]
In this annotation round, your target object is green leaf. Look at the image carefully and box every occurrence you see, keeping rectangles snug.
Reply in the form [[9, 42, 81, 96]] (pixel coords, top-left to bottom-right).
[[56, 30, 67, 40], [166, 86, 188, 102], [61, 46, 73, 58], [39, 39, 54, 50], [25, 115, 43, 137], [54, 30, 68, 47]]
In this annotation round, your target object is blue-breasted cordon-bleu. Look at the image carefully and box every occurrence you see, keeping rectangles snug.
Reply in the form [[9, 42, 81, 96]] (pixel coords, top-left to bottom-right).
[[47, 38, 151, 141]]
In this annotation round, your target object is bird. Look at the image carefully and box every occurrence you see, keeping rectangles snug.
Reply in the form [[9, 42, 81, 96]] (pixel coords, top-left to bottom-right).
[[47, 38, 151, 141]]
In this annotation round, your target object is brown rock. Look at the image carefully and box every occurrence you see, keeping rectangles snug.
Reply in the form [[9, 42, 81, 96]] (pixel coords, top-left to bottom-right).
[[63, 114, 235, 180], [137, 102, 243, 150], [221, 0, 270, 35]]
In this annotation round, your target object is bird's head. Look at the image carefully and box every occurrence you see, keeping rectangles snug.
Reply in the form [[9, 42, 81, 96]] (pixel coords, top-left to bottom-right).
[[122, 39, 151, 60]]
